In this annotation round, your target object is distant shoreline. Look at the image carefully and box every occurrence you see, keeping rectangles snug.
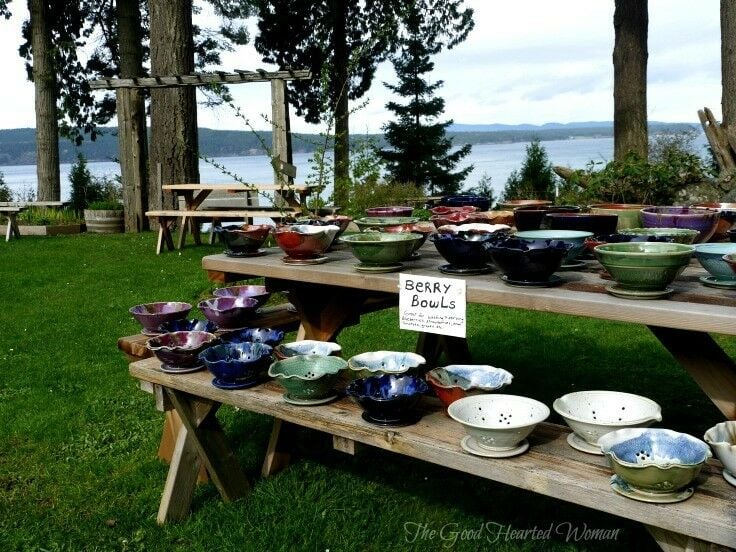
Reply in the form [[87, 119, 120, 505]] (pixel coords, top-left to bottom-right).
[[0, 122, 699, 167]]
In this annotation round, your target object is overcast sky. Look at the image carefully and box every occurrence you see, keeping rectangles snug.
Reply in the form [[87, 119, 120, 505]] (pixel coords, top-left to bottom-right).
[[0, 0, 722, 134]]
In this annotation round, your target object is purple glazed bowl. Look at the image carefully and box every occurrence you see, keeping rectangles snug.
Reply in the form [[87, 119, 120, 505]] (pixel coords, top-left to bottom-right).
[[146, 331, 219, 370], [129, 301, 192, 333], [212, 284, 271, 307], [366, 206, 414, 217], [640, 207, 720, 244], [198, 297, 259, 330], [274, 224, 339, 259]]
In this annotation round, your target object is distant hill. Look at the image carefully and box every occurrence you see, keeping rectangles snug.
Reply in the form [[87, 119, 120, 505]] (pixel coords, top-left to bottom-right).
[[0, 122, 701, 167]]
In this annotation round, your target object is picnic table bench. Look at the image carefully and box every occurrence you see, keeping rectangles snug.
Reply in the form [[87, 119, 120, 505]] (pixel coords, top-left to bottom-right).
[[125, 243, 736, 549], [1, 201, 68, 241], [147, 183, 320, 254]]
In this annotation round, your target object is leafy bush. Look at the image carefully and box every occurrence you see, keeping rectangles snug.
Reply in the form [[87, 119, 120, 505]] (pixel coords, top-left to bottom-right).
[[557, 131, 712, 206], [501, 140, 557, 202], [17, 207, 83, 225], [0, 172, 11, 202]]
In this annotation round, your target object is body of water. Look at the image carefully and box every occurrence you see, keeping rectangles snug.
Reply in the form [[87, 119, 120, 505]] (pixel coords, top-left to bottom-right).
[[0, 134, 707, 203]]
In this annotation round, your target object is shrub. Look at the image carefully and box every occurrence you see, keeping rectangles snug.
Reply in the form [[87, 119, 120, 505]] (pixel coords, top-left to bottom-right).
[[0, 172, 11, 202], [17, 207, 83, 225]]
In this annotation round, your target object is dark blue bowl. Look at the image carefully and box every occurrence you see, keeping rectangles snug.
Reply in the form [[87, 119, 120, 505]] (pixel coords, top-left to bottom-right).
[[199, 342, 273, 383], [220, 327, 285, 347], [346, 374, 428, 424], [157, 319, 218, 334], [486, 238, 571, 282], [440, 194, 490, 212], [429, 232, 499, 268]]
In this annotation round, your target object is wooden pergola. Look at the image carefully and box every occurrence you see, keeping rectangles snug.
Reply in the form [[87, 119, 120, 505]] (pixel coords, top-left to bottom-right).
[[89, 69, 312, 231]]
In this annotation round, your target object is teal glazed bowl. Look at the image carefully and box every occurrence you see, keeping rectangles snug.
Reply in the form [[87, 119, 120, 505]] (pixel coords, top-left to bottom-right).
[[693, 243, 736, 280], [268, 355, 348, 401], [514, 229, 593, 263], [340, 232, 422, 266], [620, 227, 699, 245]]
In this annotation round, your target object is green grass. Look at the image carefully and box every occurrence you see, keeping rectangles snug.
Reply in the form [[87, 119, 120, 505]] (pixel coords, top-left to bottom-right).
[[0, 232, 728, 551]]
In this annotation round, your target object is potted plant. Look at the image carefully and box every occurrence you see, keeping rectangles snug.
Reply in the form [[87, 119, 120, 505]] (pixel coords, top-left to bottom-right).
[[84, 199, 124, 233]]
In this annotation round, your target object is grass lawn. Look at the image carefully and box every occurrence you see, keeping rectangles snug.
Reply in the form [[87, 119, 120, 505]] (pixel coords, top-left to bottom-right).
[[0, 232, 729, 551]]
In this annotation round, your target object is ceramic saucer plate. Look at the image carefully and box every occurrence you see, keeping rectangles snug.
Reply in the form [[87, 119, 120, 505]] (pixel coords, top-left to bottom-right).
[[606, 285, 673, 300], [361, 411, 423, 427], [283, 393, 339, 406], [281, 255, 329, 265], [354, 263, 403, 273], [609, 475, 693, 503], [558, 260, 587, 270], [211, 377, 262, 390], [699, 275, 736, 289], [460, 436, 530, 458], [500, 274, 563, 288], [159, 363, 204, 374], [723, 469, 736, 487], [224, 249, 267, 258], [566, 433, 603, 455], [438, 264, 493, 276]]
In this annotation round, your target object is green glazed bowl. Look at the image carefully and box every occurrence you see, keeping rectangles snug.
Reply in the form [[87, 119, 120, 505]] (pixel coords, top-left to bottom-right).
[[589, 204, 651, 230], [268, 355, 348, 401], [354, 216, 420, 232], [594, 242, 694, 291], [340, 232, 422, 265], [620, 227, 699, 245]]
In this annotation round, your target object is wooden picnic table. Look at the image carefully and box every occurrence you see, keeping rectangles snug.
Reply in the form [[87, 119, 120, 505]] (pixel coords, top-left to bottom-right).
[[1, 201, 68, 241], [146, 183, 320, 253], [126, 244, 736, 548]]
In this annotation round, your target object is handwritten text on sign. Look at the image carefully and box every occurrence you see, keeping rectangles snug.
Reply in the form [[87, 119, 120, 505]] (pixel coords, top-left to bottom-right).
[[399, 274, 466, 338]]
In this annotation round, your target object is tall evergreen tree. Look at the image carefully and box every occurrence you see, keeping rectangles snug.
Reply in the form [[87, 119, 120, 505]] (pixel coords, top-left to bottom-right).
[[379, 9, 472, 196], [501, 139, 557, 201]]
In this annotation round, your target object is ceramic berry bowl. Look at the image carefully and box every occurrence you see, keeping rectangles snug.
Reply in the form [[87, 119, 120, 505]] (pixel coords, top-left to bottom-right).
[[447, 394, 550, 458], [146, 331, 219, 373], [268, 355, 348, 405], [583, 233, 673, 253], [543, 213, 619, 236], [199, 342, 273, 390], [703, 421, 736, 487], [365, 206, 414, 217], [692, 202, 736, 241], [429, 230, 500, 275], [429, 205, 479, 216], [381, 221, 436, 255], [346, 374, 428, 426], [513, 205, 580, 232], [429, 211, 498, 229], [354, 216, 420, 232], [274, 340, 342, 360], [486, 237, 571, 287], [274, 224, 340, 263], [552, 391, 662, 455], [640, 207, 720, 244], [440, 194, 490, 211], [425, 365, 513, 410], [496, 199, 553, 211], [340, 232, 423, 272], [157, 319, 218, 334], [220, 327, 285, 347], [693, 243, 736, 289], [294, 214, 353, 239], [129, 301, 193, 335], [598, 428, 711, 503], [620, 227, 699, 245], [514, 230, 593, 268], [214, 224, 273, 257], [212, 284, 271, 308], [588, 204, 652, 230], [198, 297, 259, 330], [347, 351, 426, 376]]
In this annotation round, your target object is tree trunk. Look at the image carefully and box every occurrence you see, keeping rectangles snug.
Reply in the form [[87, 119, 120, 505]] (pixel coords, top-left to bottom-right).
[[613, 0, 648, 161], [117, 0, 149, 232], [331, 0, 350, 207], [722, 0, 736, 155], [148, 0, 199, 213], [29, 0, 60, 201]]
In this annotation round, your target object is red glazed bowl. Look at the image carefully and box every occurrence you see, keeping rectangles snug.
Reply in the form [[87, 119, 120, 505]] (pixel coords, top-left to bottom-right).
[[382, 221, 435, 252], [274, 224, 339, 259], [429, 206, 479, 216]]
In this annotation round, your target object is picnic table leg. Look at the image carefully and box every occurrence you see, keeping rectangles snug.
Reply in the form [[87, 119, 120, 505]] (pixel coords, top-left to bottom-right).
[[261, 418, 299, 477], [415, 333, 471, 366], [209, 218, 221, 245], [157, 389, 249, 523], [5, 212, 20, 241], [645, 525, 727, 552], [176, 215, 189, 250], [648, 327, 736, 420], [190, 217, 202, 245], [155, 217, 176, 255], [285, 285, 369, 341]]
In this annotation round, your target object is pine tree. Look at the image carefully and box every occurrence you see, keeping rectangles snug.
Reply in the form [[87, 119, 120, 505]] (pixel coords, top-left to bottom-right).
[[379, 10, 472, 196], [501, 139, 557, 201]]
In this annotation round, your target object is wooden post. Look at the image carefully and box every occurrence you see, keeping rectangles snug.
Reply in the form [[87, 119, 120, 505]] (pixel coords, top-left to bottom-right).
[[117, 88, 149, 232], [270, 78, 293, 186]]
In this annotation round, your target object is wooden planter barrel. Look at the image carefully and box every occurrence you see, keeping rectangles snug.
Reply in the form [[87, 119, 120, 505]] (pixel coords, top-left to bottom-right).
[[84, 209, 124, 233]]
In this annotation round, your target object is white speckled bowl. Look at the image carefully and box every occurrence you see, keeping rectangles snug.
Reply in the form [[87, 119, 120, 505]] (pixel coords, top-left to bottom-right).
[[704, 421, 736, 485], [347, 351, 426, 375]]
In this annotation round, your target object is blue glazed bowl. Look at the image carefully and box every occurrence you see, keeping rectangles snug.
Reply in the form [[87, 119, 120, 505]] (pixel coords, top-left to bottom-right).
[[514, 230, 593, 262], [429, 231, 499, 268], [220, 327, 285, 347], [693, 243, 736, 280], [599, 428, 711, 494], [198, 297, 259, 330], [440, 194, 490, 211], [157, 319, 218, 334], [486, 238, 571, 282], [199, 342, 273, 383], [346, 374, 429, 425]]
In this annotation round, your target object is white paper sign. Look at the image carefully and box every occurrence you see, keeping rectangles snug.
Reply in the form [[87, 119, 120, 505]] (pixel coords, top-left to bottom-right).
[[399, 274, 466, 338]]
